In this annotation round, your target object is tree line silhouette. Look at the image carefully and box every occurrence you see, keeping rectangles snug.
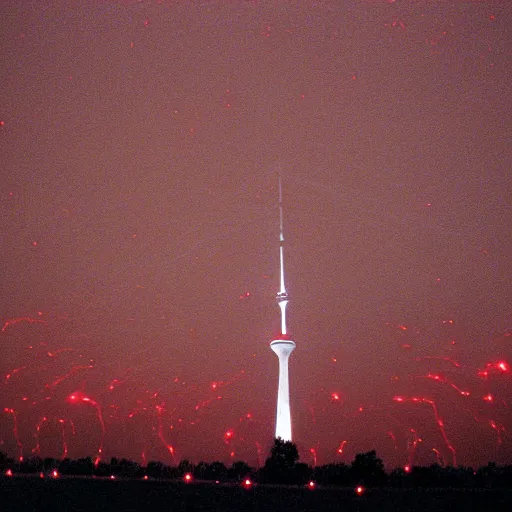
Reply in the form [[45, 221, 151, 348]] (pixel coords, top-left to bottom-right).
[[2, 439, 512, 489]]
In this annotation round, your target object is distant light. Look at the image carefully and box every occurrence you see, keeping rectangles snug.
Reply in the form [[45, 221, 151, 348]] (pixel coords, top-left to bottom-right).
[[5, 469, 13, 477], [39, 472, 44, 478], [52, 469, 59, 478], [143, 475, 148, 480], [356, 486, 364, 495], [184, 473, 193, 482], [404, 465, 411, 473], [242, 478, 252, 489], [110, 475, 116, 480], [308, 480, 316, 489]]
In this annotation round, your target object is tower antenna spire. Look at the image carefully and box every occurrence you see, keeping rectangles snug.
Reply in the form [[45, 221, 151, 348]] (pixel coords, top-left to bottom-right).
[[277, 173, 289, 334], [270, 172, 296, 441]]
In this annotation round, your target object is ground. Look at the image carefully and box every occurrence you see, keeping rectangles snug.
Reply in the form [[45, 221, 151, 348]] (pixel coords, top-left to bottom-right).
[[1, 476, 512, 511]]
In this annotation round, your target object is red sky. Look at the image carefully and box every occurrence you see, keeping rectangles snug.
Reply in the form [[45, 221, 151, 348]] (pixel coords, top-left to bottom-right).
[[1, 0, 511, 469]]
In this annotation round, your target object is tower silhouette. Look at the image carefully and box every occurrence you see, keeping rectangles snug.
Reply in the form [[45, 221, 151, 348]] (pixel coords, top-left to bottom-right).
[[270, 175, 296, 441]]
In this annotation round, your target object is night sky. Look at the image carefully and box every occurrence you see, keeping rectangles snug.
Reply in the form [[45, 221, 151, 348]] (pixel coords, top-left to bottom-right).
[[1, 0, 511, 470]]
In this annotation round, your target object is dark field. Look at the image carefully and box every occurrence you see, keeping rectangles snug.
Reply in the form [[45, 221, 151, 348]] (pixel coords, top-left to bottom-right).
[[1, 477, 512, 512]]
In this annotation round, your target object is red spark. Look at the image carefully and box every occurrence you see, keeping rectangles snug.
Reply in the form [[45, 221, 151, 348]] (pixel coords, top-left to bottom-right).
[[32, 416, 48, 455], [5, 469, 13, 477], [3, 407, 23, 461], [310, 447, 317, 467], [489, 420, 505, 445], [154, 404, 177, 464], [308, 480, 316, 490], [223, 429, 234, 444], [394, 396, 456, 466], [355, 485, 364, 495], [337, 440, 347, 455], [59, 419, 68, 460], [423, 373, 470, 396], [1, 317, 47, 332], [498, 361, 509, 372], [478, 361, 510, 378], [432, 448, 445, 466], [242, 478, 252, 489], [183, 472, 193, 482], [4, 366, 26, 383], [47, 365, 93, 390], [67, 392, 105, 465]]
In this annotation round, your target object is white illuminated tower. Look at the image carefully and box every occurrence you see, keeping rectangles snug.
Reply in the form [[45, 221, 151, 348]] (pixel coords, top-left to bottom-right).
[[270, 175, 296, 441]]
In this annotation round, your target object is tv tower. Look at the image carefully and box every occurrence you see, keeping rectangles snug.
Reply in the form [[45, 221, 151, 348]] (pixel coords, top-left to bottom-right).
[[270, 174, 296, 441]]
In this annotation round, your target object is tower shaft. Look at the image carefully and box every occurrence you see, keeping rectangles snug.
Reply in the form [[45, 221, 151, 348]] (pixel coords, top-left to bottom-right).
[[271, 173, 295, 442], [271, 340, 295, 441]]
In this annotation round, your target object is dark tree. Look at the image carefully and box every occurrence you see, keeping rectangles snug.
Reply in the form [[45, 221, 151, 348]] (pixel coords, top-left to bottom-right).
[[262, 438, 300, 484], [350, 450, 387, 486], [314, 463, 350, 486], [228, 461, 252, 481], [177, 459, 194, 476], [267, 438, 299, 469]]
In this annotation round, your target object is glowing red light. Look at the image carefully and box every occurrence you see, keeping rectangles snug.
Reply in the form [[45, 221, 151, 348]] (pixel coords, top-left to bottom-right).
[[5, 469, 13, 477], [39, 472, 44, 478], [331, 392, 340, 401], [308, 480, 316, 489], [184, 473, 192, 482], [242, 478, 252, 489], [498, 361, 508, 372], [356, 485, 364, 495], [52, 469, 59, 478], [110, 475, 116, 480], [337, 440, 347, 455], [404, 465, 411, 473], [483, 394, 494, 402], [143, 475, 148, 480]]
